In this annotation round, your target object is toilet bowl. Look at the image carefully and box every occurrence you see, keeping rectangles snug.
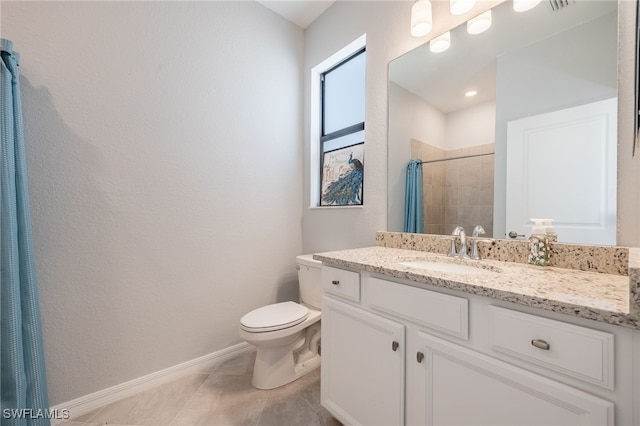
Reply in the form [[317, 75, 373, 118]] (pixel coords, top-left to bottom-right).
[[239, 254, 322, 389]]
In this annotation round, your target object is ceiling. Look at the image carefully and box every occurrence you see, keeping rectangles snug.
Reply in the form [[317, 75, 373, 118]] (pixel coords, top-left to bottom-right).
[[256, 1, 336, 29]]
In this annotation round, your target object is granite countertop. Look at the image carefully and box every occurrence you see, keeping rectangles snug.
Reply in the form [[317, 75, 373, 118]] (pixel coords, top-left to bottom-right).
[[314, 246, 640, 329]]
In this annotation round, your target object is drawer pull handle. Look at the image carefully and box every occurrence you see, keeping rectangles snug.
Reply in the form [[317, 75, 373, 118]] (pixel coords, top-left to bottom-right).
[[531, 339, 550, 350], [331, 280, 340, 285], [392, 341, 399, 352], [416, 352, 424, 363]]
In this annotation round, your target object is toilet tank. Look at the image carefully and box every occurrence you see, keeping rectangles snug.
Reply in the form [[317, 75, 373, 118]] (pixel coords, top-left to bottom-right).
[[296, 254, 322, 309]]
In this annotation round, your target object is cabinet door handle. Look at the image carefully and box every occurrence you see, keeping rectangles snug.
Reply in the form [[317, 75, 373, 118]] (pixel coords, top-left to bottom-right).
[[331, 280, 340, 285], [531, 339, 550, 350], [392, 341, 399, 352], [416, 352, 424, 363]]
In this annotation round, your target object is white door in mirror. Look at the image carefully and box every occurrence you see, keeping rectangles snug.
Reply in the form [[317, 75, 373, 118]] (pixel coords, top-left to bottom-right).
[[506, 98, 617, 245]]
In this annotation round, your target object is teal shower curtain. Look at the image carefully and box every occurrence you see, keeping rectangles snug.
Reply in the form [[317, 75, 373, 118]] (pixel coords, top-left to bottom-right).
[[1, 39, 51, 426], [404, 159, 423, 233]]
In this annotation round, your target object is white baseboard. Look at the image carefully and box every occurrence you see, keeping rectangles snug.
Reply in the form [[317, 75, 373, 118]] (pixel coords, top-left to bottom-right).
[[51, 342, 254, 424]]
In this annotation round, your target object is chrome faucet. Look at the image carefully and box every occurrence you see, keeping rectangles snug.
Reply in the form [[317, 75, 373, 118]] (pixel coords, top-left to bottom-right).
[[469, 225, 486, 260], [447, 226, 468, 258]]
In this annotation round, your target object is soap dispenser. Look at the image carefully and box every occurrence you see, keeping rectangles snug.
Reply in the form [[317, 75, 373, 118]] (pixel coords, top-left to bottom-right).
[[542, 218, 557, 242], [528, 218, 550, 266]]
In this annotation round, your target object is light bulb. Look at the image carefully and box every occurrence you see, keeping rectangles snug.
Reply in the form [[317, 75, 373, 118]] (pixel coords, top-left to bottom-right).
[[513, 0, 541, 12], [467, 10, 492, 35], [430, 32, 451, 53], [450, 0, 476, 15], [411, 0, 433, 37]]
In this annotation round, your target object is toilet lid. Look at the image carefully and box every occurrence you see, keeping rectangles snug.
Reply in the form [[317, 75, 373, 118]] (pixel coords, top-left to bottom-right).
[[240, 301, 309, 332]]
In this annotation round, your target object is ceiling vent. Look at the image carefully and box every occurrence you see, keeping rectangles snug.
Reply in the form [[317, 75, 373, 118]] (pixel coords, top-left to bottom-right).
[[549, 0, 574, 11]]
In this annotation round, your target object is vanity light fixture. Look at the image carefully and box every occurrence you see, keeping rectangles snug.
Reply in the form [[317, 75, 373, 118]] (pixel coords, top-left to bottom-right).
[[430, 31, 451, 53], [513, 0, 541, 12], [450, 0, 476, 15], [411, 0, 433, 37], [467, 10, 492, 35]]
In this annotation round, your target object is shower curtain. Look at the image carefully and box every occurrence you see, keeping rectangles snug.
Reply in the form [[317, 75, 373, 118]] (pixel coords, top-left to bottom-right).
[[404, 159, 423, 233], [1, 39, 51, 426]]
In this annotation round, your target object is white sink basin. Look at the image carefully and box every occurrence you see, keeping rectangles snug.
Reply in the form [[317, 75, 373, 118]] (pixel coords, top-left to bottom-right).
[[399, 260, 498, 275]]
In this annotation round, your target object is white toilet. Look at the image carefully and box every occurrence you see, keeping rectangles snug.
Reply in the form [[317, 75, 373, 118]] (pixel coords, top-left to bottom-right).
[[239, 254, 322, 389]]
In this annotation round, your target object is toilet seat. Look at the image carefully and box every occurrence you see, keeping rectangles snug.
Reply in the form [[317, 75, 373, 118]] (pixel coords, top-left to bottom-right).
[[240, 301, 309, 332]]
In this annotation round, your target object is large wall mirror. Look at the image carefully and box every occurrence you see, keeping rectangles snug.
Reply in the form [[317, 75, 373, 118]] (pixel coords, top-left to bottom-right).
[[388, 0, 622, 245]]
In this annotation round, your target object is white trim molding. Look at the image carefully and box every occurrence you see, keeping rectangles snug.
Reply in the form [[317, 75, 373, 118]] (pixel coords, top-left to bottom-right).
[[51, 342, 254, 424]]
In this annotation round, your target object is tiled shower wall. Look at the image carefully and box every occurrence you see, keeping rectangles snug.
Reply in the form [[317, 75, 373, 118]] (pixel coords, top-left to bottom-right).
[[411, 140, 494, 236]]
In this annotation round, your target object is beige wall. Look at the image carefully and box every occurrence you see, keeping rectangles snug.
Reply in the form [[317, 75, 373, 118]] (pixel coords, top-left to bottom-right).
[[3, 0, 638, 408], [303, 0, 500, 253], [616, 0, 640, 247], [412, 141, 494, 236], [2, 1, 304, 405], [311, 0, 639, 247]]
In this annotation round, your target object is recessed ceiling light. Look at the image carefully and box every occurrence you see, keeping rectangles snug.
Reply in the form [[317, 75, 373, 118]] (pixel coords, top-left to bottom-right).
[[430, 32, 451, 53], [465, 90, 478, 97], [513, 0, 541, 12], [450, 0, 476, 15], [467, 10, 492, 35]]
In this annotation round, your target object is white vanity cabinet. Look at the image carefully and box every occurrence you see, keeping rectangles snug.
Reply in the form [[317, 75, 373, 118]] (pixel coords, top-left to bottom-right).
[[321, 267, 405, 425], [322, 296, 405, 425], [409, 331, 612, 425], [320, 265, 633, 426]]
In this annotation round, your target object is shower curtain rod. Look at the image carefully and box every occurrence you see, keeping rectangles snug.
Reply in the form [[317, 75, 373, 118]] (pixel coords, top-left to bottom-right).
[[416, 151, 495, 165]]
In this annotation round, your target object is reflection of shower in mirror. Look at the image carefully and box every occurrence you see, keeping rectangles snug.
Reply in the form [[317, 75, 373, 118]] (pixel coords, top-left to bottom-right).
[[388, 0, 618, 244]]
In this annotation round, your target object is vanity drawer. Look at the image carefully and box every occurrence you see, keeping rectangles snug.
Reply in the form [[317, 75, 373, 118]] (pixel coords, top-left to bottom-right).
[[489, 306, 614, 389], [368, 277, 468, 340], [322, 266, 360, 302]]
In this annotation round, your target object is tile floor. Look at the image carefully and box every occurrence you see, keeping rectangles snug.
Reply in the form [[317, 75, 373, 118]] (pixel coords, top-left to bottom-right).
[[60, 350, 342, 426]]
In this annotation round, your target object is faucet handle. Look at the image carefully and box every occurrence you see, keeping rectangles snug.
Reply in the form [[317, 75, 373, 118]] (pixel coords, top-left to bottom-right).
[[445, 236, 458, 257], [468, 236, 492, 260], [451, 225, 465, 236], [472, 225, 486, 238]]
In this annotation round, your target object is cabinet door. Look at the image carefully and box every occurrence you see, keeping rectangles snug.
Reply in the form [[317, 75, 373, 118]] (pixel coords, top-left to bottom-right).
[[410, 332, 614, 426], [321, 296, 405, 426]]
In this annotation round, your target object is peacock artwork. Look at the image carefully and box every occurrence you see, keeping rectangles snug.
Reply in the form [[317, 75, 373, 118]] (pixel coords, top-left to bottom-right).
[[320, 142, 364, 206]]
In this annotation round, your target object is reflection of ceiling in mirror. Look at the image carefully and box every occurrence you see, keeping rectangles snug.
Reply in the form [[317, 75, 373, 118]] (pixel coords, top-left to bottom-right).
[[389, 0, 617, 114]]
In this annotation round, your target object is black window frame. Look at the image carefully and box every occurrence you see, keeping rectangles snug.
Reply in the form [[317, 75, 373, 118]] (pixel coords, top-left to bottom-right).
[[319, 47, 366, 205]]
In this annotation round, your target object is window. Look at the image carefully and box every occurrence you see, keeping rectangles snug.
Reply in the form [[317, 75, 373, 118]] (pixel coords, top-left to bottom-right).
[[311, 37, 366, 207]]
